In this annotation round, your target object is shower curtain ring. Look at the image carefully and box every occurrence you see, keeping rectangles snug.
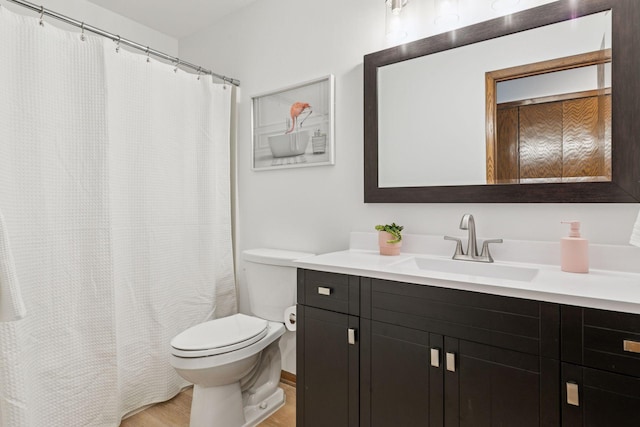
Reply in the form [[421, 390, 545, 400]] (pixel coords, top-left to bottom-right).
[[80, 22, 86, 41], [146, 47, 151, 63], [115, 35, 121, 53], [174, 59, 180, 73], [197, 67, 202, 80], [39, 6, 45, 26]]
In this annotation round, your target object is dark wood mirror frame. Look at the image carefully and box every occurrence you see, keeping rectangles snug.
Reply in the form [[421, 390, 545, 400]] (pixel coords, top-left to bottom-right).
[[364, 0, 640, 203]]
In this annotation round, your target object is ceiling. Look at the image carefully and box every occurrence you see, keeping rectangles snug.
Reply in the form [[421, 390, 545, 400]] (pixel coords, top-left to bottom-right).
[[86, 0, 261, 39]]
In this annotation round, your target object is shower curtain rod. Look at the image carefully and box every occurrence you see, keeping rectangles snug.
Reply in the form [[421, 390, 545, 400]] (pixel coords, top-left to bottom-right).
[[6, 0, 240, 86]]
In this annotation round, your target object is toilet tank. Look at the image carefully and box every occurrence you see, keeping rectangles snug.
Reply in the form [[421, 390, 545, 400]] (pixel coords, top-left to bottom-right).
[[243, 248, 314, 322]]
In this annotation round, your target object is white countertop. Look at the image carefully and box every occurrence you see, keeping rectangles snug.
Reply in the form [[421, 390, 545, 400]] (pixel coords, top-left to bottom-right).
[[294, 233, 640, 314]]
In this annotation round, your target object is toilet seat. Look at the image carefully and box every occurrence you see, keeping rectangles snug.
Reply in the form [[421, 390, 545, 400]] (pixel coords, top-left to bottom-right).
[[170, 321, 285, 373], [171, 313, 268, 358]]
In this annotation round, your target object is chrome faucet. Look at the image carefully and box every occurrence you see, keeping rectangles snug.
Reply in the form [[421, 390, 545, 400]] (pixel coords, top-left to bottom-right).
[[444, 214, 503, 263], [460, 213, 478, 257]]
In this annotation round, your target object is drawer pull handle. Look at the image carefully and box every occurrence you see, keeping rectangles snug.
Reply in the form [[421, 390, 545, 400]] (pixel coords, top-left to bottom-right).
[[566, 382, 580, 406], [446, 352, 456, 372], [430, 348, 440, 368], [317, 286, 332, 296], [623, 340, 640, 354], [348, 328, 356, 345]]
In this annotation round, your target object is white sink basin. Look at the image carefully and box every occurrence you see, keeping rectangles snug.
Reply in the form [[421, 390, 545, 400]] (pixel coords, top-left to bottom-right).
[[395, 256, 539, 282]]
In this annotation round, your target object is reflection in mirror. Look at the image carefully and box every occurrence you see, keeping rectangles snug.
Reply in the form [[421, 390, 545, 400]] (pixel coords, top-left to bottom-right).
[[377, 10, 611, 188], [365, 0, 640, 203], [488, 50, 612, 184]]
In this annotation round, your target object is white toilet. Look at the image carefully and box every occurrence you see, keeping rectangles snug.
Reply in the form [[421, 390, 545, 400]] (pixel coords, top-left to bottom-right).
[[169, 248, 313, 427]]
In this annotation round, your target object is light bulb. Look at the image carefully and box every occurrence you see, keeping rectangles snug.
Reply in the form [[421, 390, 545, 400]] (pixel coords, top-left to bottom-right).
[[386, 0, 408, 16]]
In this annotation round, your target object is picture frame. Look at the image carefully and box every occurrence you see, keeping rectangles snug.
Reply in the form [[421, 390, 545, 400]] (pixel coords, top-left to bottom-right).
[[251, 75, 335, 171]]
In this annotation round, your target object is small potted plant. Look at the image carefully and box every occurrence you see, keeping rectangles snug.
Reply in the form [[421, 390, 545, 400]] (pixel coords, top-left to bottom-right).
[[375, 223, 404, 256]]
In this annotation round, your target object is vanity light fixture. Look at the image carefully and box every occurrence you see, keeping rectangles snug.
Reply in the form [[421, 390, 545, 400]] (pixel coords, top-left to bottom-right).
[[385, 0, 409, 43], [386, 0, 408, 16], [630, 210, 640, 247], [434, 0, 459, 25]]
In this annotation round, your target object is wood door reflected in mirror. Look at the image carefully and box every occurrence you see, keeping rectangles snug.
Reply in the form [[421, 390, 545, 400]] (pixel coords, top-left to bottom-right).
[[487, 50, 612, 184]]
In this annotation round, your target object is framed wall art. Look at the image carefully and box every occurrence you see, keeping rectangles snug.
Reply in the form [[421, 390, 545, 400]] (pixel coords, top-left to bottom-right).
[[251, 75, 335, 171]]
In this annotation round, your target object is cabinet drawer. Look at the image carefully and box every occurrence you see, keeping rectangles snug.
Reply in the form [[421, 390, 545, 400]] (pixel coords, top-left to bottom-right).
[[364, 278, 559, 357], [297, 269, 359, 315], [562, 306, 640, 377]]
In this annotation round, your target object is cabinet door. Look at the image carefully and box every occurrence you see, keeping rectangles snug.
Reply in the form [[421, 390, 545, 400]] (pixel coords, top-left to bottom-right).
[[445, 338, 560, 427], [361, 320, 443, 427], [297, 305, 359, 427], [562, 363, 640, 427]]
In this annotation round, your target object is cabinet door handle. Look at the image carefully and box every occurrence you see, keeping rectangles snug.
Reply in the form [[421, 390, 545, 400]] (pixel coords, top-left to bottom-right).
[[446, 352, 456, 372], [623, 340, 640, 354], [317, 286, 332, 296], [348, 328, 356, 345], [566, 382, 580, 406], [430, 348, 441, 368]]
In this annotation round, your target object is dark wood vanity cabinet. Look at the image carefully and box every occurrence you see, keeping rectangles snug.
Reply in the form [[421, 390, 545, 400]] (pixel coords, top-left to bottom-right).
[[296, 270, 360, 427], [359, 322, 556, 427], [359, 277, 560, 427], [297, 269, 640, 426], [560, 306, 640, 426]]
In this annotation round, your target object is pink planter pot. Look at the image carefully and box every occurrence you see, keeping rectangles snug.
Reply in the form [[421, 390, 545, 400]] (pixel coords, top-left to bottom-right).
[[378, 231, 402, 256]]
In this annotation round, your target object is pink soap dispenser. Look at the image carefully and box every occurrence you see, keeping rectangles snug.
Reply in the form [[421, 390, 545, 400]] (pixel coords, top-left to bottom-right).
[[560, 221, 589, 273]]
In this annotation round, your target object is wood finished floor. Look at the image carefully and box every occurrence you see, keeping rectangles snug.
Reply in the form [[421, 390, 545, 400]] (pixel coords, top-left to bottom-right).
[[119, 383, 295, 427]]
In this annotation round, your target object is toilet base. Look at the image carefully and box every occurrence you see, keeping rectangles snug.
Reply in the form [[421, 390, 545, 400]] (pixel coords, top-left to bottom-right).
[[187, 338, 285, 427], [188, 383, 285, 427], [190, 383, 244, 427], [243, 386, 285, 427]]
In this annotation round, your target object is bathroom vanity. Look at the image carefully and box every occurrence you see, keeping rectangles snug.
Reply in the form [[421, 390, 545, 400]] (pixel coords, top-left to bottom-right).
[[295, 235, 640, 427]]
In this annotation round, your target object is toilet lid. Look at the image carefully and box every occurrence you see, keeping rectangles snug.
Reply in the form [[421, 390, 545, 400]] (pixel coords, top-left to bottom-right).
[[171, 314, 268, 357]]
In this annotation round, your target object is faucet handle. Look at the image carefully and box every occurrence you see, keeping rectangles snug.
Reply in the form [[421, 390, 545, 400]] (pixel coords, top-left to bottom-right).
[[444, 236, 464, 257], [480, 239, 503, 262]]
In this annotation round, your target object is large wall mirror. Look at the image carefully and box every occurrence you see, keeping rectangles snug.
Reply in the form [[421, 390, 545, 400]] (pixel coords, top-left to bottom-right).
[[364, 0, 640, 203]]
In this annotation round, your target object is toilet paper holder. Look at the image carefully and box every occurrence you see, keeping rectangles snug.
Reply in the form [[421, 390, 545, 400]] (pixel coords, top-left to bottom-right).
[[284, 306, 297, 331]]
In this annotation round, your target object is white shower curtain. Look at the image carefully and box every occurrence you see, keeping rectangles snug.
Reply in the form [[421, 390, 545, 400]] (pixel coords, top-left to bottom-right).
[[0, 7, 236, 426]]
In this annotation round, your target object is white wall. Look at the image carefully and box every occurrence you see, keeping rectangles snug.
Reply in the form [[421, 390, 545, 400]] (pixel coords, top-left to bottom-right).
[[4, 0, 178, 56], [179, 0, 640, 373], [497, 63, 612, 104]]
